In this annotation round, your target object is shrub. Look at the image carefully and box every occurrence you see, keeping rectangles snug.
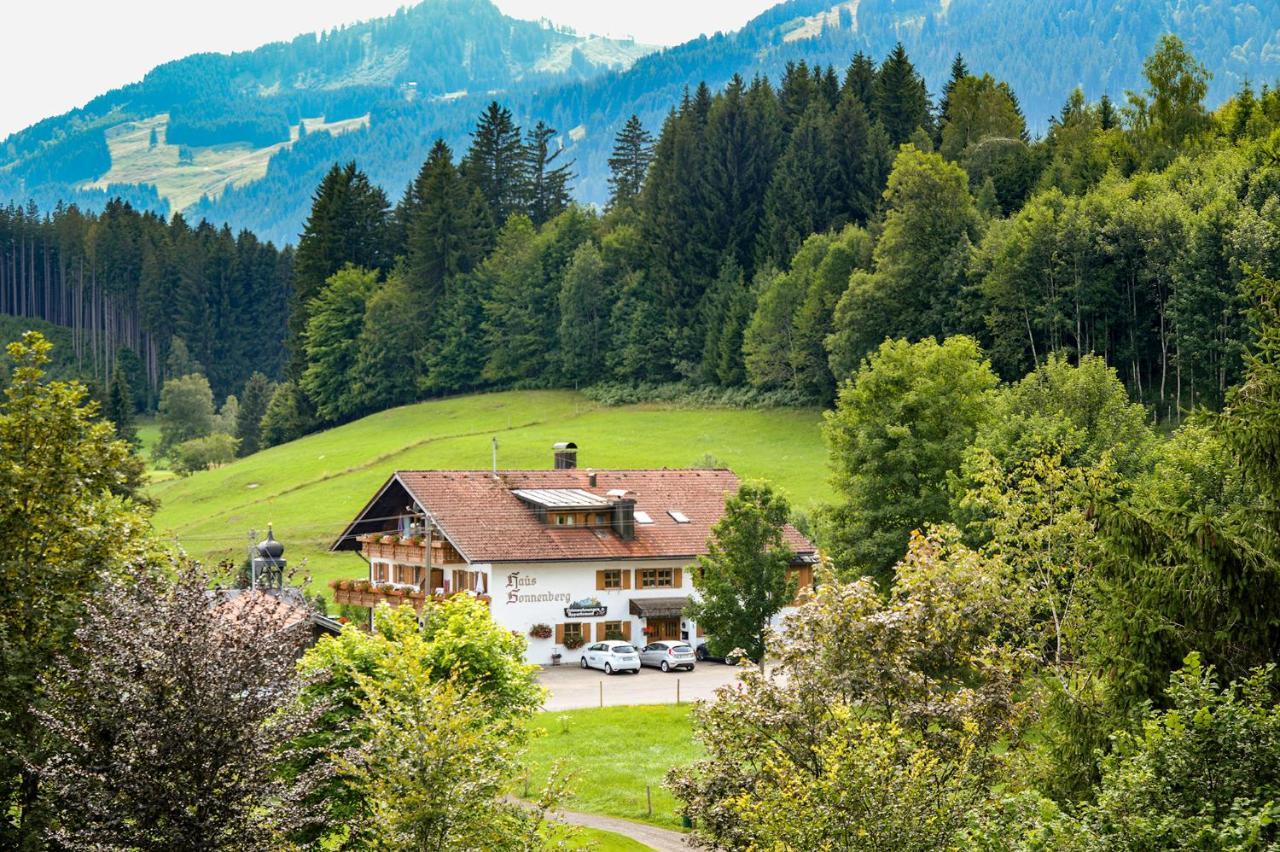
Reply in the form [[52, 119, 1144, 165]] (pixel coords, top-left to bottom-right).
[[171, 432, 239, 475]]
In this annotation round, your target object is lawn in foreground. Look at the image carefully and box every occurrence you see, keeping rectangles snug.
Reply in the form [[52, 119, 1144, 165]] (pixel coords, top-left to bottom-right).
[[549, 826, 652, 851], [523, 704, 701, 831]]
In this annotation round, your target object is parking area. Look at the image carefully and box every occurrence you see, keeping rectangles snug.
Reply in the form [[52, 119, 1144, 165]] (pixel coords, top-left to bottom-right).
[[537, 659, 747, 710]]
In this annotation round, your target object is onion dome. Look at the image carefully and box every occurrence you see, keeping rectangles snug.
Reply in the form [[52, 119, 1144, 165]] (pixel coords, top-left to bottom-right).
[[257, 524, 284, 560]]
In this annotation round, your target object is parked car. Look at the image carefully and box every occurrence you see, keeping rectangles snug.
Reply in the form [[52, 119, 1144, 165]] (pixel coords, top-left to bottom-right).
[[580, 640, 641, 675], [639, 641, 697, 672], [694, 642, 747, 665]]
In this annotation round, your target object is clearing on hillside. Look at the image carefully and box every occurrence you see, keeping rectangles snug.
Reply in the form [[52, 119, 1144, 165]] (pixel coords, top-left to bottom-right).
[[147, 390, 827, 598]]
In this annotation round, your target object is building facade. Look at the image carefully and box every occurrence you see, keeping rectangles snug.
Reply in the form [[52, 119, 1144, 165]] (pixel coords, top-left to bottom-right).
[[330, 444, 817, 664]]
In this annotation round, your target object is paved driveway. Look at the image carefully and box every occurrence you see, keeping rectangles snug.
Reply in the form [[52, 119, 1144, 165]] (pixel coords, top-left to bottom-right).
[[538, 659, 747, 711]]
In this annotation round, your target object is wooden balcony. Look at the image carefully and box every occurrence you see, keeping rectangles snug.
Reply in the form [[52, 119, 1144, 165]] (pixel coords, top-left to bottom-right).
[[357, 533, 465, 566], [330, 578, 490, 612]]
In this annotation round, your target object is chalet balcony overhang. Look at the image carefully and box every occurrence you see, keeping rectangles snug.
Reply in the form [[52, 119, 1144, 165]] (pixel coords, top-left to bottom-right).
[[356, 533, 465, 566], [329, 579, 491, 611]]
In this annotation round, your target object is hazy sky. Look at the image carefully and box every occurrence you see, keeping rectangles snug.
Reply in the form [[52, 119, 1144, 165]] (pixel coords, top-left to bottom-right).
[[1, 1, 777, 139]]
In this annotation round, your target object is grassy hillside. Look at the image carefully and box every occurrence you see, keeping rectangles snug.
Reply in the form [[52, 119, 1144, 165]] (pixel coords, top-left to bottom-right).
[[148, 390, 827, 598]]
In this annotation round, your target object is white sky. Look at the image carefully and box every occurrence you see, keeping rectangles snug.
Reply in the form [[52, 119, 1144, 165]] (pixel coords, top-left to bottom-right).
[[1, 0, 778, 140]]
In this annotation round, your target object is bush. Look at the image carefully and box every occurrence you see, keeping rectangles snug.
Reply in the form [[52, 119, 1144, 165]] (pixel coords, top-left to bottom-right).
[[172, 432, 239, 475], [582, 380, 813, 408]]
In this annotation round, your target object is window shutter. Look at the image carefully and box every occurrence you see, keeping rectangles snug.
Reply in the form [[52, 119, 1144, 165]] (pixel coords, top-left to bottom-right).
[[622, 570, 631, 590], [595, 570, 606, 590], [622, 621, 631, 641], [673, 568, 683, 588], [555, 623, 564, 645], [595, 622, 604, 641]]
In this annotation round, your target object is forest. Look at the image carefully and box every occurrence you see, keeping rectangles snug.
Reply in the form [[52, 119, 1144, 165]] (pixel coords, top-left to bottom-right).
[[6, 0, 1280, 245], [5, 24, 1280, 850], [267, 35, 1279, 442], [0, 199, 291, 405]]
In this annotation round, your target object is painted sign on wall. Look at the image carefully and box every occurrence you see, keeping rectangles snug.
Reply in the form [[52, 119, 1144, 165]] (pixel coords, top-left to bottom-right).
[[505, 571, 571, 606]]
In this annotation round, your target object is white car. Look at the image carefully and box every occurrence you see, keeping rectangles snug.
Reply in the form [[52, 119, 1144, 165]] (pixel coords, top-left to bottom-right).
[[579, 640, 641, 675], [639, 641, 697, 672]]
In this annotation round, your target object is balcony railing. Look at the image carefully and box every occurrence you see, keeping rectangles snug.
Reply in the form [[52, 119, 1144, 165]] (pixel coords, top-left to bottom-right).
[[356, 533, 465, 566], [330, 578, 491, 611]]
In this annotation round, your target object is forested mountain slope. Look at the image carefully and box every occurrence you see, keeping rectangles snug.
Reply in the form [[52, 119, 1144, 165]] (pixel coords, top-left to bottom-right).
[[4, 0, 1278, 244], [0, 0, 651, 242]]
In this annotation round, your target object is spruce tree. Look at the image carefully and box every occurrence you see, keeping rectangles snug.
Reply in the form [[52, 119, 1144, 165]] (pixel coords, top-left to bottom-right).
[[874, 44, 933, 146], [702, 77, 766, 274], [402, 140, 489, 307], [234, 371, 274, 457], [462, 101, 525, 228], [290, 162, 391, 376], [1099, 93, 1118, 130], [778, 61, 819, 134], [831, 90, 876, 224], [758, 101, 837, 266], [607, 115, 655, 209], [842, 52, 877, 110], [105, 368, 138, 445], [557, 242, 609, 386], [521, 121, 574, 227], [938, 53, 970, 130], [698, 258, 747, 384]]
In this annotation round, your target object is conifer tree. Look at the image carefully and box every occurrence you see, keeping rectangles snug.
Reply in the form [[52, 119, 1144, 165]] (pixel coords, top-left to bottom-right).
[[938, 53, 970, 129], [874, 44, 933, 146], [557, 242, 608, 386], [779, 61, 819, 134], [521, 121, 574, 227], [234, 371, 274, 457], [698, 258, 747, 384], [701, 76, 779, 274], [607, 115, 655, 209], [105, 367, 138, 445], [1099, 93, 1118, 129], [607, 270, 669, 381], [290, 162, 391, 375], [759, 101, 837, 266], [419, 276, 489, 396], [842, 52, 877, 110], [402, 140, 489, 306], [462, 102, 525, 228], [831, 90, 881, 224]]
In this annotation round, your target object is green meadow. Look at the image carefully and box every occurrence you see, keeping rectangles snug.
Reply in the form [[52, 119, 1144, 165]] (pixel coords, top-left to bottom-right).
[[147, 390, 828, 598], [523, 704, 701, 831]]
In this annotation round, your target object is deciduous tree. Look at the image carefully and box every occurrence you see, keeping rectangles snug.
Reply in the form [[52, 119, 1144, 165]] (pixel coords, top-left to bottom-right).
[[687, 481, 797, 664]]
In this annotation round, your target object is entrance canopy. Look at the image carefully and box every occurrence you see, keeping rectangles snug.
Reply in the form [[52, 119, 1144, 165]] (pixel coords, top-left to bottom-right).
[[629, 597, 691, 618]]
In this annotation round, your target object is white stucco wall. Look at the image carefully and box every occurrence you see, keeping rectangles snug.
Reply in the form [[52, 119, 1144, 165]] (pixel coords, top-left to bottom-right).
[[483, 559, 704, 664]]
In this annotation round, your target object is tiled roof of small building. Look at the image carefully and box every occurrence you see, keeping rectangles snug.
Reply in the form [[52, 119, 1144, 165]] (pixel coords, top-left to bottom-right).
[[341, 468, 817, 564]]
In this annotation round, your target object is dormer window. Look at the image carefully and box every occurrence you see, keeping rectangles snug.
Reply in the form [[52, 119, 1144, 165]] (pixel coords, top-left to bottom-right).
[[554, 513, 576, 526]]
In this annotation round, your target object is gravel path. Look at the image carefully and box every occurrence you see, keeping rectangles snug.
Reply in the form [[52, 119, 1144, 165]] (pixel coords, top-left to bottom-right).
[[549, 806, 692, 851]]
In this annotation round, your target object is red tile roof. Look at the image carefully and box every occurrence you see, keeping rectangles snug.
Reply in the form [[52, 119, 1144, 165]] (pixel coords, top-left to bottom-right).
[[353, 469, 815, 564]]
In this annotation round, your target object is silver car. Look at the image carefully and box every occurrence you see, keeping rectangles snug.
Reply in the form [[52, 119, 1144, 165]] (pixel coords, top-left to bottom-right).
[[639, 641, 697, 672], [580, 640, 641, 675]]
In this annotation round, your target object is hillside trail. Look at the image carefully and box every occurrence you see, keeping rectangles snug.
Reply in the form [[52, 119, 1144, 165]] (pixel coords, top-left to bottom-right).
[[550, 806, 691, 851]]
